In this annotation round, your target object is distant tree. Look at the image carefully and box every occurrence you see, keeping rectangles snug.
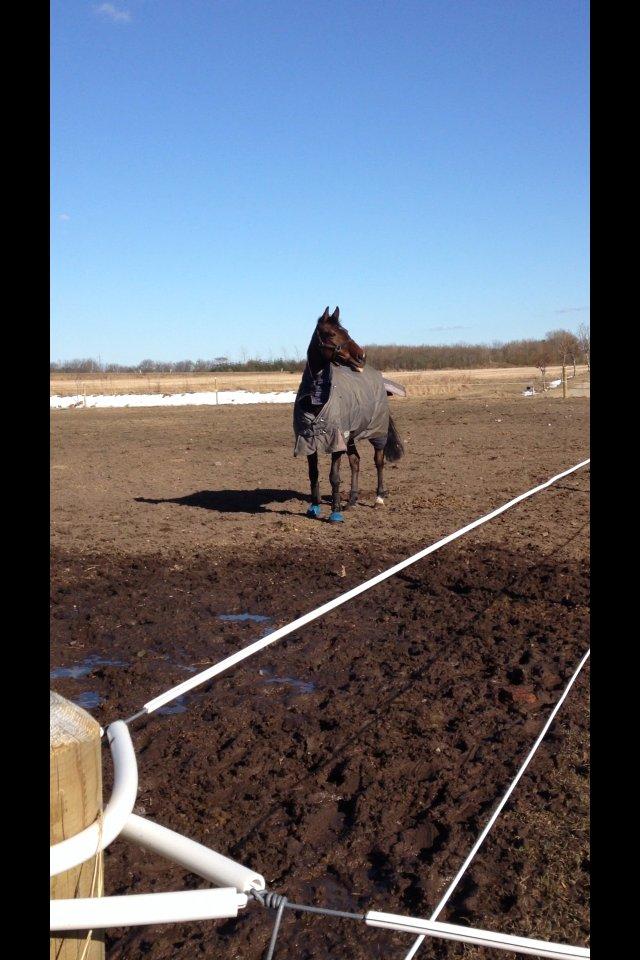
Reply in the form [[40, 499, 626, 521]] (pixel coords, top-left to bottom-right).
[[138, 359, 158, 373], [545, 329, 580, 367], [538, 349, 550, 390], [577, 323, 590, 371], [60, 357, 102, 373]]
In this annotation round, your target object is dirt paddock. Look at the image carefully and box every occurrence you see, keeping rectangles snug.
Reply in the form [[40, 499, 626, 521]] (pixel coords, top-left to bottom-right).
[[50, 395, 590, 959]]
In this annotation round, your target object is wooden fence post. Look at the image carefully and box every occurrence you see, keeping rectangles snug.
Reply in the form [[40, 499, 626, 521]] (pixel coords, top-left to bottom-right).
[[50, 692, 105, 960], [562, 363, 567, 399]]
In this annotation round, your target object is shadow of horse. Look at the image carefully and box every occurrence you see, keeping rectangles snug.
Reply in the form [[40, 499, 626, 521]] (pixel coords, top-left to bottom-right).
[[135, 488, 313, 516]]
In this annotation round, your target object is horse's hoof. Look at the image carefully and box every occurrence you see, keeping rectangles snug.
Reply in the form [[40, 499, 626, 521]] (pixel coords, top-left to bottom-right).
[[375, 496, 385, 506], [328, 511, 344, 523], [306, 505, 322, 518]]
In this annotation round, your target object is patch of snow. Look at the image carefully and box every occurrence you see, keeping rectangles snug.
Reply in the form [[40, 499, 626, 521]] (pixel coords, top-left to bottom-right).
[[548, 379, 562, 389], [50, 390, 298, 410]]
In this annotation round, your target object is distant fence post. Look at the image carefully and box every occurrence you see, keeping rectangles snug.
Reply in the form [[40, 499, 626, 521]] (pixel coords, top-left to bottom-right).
[[562, 363, 567, 399], [50, 692, 105, 960]]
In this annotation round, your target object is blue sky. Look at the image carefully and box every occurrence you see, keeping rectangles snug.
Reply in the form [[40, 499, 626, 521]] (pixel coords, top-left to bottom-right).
[[51, 1, 589, 364]]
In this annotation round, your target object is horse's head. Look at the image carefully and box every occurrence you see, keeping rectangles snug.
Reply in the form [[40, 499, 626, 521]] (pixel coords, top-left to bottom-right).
[[315, 306, 366, 373]]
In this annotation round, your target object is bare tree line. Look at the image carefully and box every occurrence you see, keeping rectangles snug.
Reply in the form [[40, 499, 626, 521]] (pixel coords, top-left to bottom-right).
[[51, 326, 590, 375]]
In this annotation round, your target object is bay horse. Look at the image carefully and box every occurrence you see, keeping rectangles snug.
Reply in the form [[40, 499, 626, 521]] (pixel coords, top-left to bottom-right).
[[293, 306, 405, 522]]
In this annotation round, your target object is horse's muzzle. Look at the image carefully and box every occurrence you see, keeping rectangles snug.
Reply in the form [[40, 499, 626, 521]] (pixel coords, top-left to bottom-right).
[[352, 351, 366, 372]]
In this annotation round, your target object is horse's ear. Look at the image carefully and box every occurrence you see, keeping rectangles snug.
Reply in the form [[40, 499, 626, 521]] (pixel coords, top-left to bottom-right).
[[320, 306, 330, 322], [330, 306, 340, 323]]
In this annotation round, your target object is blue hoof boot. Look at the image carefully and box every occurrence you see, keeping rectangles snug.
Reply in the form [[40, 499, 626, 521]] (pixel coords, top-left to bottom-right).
[[328, 511, 344, 523], [306, 504, 322, 518]]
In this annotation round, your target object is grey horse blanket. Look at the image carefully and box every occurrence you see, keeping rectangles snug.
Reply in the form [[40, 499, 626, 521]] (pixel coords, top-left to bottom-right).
[[293, 363, 390, 457]]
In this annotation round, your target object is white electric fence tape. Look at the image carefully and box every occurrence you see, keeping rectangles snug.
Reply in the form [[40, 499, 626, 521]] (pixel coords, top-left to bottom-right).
[[402, 646, 591, 960], [366, 912, 589, 958], [131, 459, 590, 721]]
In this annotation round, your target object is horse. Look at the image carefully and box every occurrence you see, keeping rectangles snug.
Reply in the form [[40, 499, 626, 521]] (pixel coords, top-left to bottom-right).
[[293, 306, 405, 522]]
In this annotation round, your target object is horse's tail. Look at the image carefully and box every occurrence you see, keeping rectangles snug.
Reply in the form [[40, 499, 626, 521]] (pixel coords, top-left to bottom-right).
[[385, 414, 405, 462]]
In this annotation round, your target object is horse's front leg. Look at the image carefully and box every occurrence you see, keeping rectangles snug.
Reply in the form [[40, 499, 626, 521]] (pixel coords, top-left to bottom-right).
[[374, 448, 388, 506], [306, 452, 322, 518], [345, 439, 360, 508], [328, 452, 344, 522]]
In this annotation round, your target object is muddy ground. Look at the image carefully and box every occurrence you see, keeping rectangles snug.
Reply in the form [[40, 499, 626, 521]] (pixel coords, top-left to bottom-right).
[[50, 396, 590, 959]]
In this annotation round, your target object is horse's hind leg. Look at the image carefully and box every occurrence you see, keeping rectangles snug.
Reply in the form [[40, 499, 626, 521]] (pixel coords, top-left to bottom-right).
[[306, 452, 322, 518], [328, 452, 344, 522], [346, 439, 360, 508], [374, 448, 388, 506]]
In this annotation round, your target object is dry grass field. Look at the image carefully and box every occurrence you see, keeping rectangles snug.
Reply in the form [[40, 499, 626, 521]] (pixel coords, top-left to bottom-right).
[[51, 365, 589, 399]]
